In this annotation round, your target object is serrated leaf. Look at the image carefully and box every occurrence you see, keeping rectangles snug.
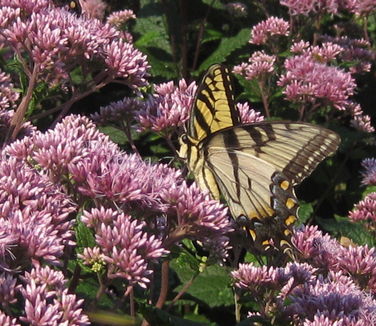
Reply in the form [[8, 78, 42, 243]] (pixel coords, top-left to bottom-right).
[[201, 28, 223, 44], [197, 28, 250, 73]]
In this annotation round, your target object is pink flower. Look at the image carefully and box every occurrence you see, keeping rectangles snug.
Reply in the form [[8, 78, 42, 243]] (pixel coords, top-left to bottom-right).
[[341, 0, 376, 16], [280, 0, 339, 15], [0, 311, 19, 326], [0, 70, 19, 110], [360, 158, 376, 185], [137, 79, 197, 133], [79, 0, 107, 19], [80, 207, 168, 288], [278, 54, 356, 110], [233, 51, 276, 80], [0, 156, 76, 269], [20, 266, 89, 325], [104, 39, 149, 87], [107, 9, 136, 28], [236, 102, 265, 123], [292, 226, 343, 271], [250, 17, 289, 45], [320, 35, 374, 73], [349, 192, 376, 225], [91, 97, 142, 125]]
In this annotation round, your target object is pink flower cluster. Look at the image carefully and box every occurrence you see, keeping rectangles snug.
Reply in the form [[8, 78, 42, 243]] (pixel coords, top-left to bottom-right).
[[0, 1, 149, 87], [5, 114, 232, 286], [80, 207, 168, 288], [360, 158, 376, 185], [250, 17, 290, 45], [233, 51, 276, 81], [236, 102, 265, 123], [278, 53, 356, 111], [280, 0, 339, 15], [0, 155, 76, 270], [137, 79, 197, 134], [107, 9, 136, 27], [321, 35, 374, 73], [232, 226, 376, 324], [0, 70, 19, 111], [349, 192, 376, 228]]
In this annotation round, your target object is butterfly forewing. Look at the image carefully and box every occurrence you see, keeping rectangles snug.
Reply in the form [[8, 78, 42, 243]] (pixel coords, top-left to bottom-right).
[[210, 122, 341, 185], [188, 65, 240, 142]]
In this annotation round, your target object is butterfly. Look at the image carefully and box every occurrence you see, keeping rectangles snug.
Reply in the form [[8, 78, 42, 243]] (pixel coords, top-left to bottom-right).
[[179, 64, 340, 253]]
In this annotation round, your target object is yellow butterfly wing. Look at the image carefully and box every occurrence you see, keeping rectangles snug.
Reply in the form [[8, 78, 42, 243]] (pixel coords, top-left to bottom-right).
[[180, 64, 341, 252]]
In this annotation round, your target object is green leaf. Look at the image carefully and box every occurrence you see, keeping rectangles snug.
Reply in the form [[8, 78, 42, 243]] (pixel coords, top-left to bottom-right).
[[362, 185, 376, 197], [298, 201, 314, 224], [197, 28, 250, 73], [201, 28, 223, 44], [75, 213, 96, 249], [172, 261, 233, 307], [201, 0, 225, 10], [140, 304, 212, 326], [98, 126, 128, 145], [316, 216, 375, 247]]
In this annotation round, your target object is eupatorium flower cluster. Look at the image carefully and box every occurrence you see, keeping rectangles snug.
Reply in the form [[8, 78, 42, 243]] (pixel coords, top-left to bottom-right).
[[0, 1, 149, 87], [250, 17, 290, 45], [0, 155, 76, 270], [233, 226, 376, 324], [137, 79, 197, 134], [278, 53, 356, 111], [360, 158, 376, 186], [349, 192, 376, 232], [5, 114, 232, 287], [80, 208, 168, 288], [0, 266, 89, 324], [233, 51, 276, 81]]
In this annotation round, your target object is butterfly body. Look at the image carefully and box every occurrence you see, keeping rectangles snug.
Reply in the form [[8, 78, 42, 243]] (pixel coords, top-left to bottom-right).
[[180, 64, 340, 252]]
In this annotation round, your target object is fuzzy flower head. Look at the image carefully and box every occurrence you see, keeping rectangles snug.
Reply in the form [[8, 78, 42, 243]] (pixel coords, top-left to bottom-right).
[[137, 79, 197, 134], [286, 270, 376, 325], [236, 102, 265, 124], [320, 35, 374, 73], [1, 4, 149, 88], [280, 0, 339, 15], [90, 97, 142, 126], [107, 9, 136, 28], [250, 17, 290, 45], [0, 70, 19, 110], [79, 0, 107, 19], [278, 54, 356, 111], [349, 192, 376, 233], [20, 266, 89, 325], [80, 207, 168, 288], [292, 226, 343, 271], [233, 51, 276, 81], [360, 158, 376, 186], [0, 156, 76, 270]]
